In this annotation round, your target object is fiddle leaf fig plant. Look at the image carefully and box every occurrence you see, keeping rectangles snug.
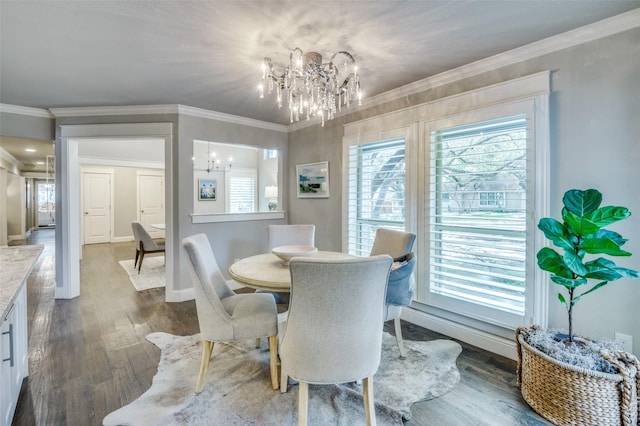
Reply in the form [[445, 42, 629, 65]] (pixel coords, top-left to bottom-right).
[[537, 189, 639, 342]]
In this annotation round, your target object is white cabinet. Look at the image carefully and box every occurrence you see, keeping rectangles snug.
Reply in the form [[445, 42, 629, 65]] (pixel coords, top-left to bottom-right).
[[0, 284, 28, 426]]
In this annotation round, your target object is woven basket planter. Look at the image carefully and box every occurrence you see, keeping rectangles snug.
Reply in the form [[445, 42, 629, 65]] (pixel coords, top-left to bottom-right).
[[516, 327, 640, 426]]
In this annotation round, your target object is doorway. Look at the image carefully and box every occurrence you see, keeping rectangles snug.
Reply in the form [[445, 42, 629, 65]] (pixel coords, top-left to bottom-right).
[[37, 181, 55, 227], [56, 123, 173, 300]]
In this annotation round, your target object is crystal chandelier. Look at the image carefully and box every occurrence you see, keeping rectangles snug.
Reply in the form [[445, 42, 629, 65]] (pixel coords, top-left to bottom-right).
[[259, 47, 362, 126]]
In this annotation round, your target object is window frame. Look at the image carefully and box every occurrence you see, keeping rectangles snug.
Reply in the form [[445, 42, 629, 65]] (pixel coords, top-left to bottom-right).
[[342, 126, 418, 255], [423, 103, 537, 329]]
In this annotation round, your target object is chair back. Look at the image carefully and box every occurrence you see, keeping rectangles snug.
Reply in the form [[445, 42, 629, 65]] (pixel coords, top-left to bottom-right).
[[369, 228, 416, 258], [132, 221, 158, 250], [182, 234, 236, 338], [281, 255, 393, 384], [267, 224, 315, 250]]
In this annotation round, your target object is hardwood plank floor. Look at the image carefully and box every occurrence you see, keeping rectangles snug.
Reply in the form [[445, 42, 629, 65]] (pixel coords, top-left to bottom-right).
[[11, 228, 550, 425]]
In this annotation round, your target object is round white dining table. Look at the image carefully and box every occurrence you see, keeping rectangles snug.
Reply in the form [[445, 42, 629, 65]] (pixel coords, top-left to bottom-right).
[[229, 251, 353, 292]]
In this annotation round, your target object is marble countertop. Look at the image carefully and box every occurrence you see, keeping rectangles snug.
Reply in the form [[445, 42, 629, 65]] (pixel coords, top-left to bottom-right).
[[1, 245, 43, 318]]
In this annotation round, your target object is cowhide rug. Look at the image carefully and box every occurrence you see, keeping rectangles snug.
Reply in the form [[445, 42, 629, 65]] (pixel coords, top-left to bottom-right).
[[103, 332, 461, 425]]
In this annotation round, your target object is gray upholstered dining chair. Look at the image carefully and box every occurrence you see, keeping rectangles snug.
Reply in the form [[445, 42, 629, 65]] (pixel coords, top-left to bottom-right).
[[370, 227, 417, 358], [131, 221, 165, 274], [279, 255, 393, 426], [182, 233, 279, 393]]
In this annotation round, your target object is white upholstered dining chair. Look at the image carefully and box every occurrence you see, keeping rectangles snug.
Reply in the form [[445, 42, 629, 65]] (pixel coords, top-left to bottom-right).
[[182, 233, 279, 393], [263, 224, 316, 305], [267, 224, 316, 250], [279, 255, 393, 426], [131, 221, 165, 274], [370, 227, 417, 358]]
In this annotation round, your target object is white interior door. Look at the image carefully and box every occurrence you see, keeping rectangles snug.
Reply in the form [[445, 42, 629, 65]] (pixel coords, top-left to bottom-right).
[[83, 172, 112, 244], [138, 173, 164, 239]]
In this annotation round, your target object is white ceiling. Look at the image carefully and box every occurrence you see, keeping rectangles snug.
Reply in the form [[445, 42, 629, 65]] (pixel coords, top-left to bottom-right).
[[1, 1, 639, 172]]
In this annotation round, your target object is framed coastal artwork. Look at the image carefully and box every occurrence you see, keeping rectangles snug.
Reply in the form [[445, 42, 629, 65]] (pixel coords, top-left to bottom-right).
[[296, 161, 329, 198], [198, 178, 217, 201]]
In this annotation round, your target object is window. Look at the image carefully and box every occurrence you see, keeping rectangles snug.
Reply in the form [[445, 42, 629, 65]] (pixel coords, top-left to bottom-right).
[[343, 73, 549, 352], [346, 138, 406, 256], [226, 170, 257, 213], [425, 111, 536, 328]]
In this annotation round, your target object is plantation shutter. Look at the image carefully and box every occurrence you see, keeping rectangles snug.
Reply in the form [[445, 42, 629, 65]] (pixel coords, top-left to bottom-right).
[[346, 137, 406, 257], [228, 174, 255, 213], [429, 115, 528, 317]]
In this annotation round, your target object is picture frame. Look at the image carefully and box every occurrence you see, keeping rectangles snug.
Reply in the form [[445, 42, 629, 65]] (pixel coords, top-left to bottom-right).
[[296, 161, 329, 198], [198, 178, 217, 201]]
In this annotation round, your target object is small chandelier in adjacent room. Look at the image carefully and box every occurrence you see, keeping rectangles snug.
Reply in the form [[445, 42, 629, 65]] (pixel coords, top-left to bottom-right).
[[193, 142, 232, 174], [259, 47, 362, 126]]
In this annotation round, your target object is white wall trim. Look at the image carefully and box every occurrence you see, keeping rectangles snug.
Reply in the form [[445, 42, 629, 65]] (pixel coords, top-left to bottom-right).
[[289, 8, 640, 132], [49, 104, 288, 133], [190, 211, 285, 223], [165, 287, 195, 303], [401, 307, 517, 360], [0, 146, 24, 171], [0, 103, 54, 118], [8, 234, 24, 241], [177, 105, 287, 133], [112, 236, 134, 243]]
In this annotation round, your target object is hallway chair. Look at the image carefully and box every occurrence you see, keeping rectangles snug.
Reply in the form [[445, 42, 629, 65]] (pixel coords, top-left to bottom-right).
[[182, 233, 279, 393], [131, 221, 165, 274], [370, 228, 417, 357], [279, 255, 393, 426]]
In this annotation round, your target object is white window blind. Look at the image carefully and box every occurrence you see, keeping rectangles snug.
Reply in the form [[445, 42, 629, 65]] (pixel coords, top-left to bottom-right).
[[429, 115, 528, 318], [228, 173, 256, 213], [346, 138, 406, 256]]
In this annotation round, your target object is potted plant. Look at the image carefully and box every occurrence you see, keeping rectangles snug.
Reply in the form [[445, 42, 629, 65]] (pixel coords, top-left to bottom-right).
[[516, 188, 640, 426]]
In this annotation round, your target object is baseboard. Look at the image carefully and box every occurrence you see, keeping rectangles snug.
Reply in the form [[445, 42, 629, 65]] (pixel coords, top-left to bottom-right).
[[8, 234, 25, 241], [111, 236, 134, 243], [401, 307, 517, 360], [165, 287, 195, 303]]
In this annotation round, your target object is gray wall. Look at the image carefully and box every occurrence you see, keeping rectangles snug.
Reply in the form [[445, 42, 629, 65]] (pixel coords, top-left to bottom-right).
[[288, 28, 640, 351], [0, 111, 54, 141], [176, 114, 288, 291]]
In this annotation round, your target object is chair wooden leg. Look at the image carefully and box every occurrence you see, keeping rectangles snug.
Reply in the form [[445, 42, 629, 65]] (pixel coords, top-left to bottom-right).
[[255, 338, 262, 348], [138, 249, 145, 274], [134, 249, 140, 267], [268, 335, 279, 390], [195, 340, 214, 393], [394, 317, 407, 358], [281, 368, 288, 393], [363, 376, 377, 426], [298, 381, 309, 426]]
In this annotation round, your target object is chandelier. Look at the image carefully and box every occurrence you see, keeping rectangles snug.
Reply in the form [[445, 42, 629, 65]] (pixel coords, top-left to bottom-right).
[[193, 142, 232, 174], [259, 47, 362, 126]]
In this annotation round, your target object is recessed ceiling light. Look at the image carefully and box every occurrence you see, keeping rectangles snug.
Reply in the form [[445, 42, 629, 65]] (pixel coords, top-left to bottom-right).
[[36, 161, 45, 165], [25, 148, 36, 152]]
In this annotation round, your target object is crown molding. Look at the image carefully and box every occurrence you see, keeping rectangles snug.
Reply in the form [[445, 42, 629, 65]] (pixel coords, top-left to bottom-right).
[[0, 103, 53, 118], [289, 7, 640, 132], [49, 104, 178, 117], [0, 146, 25, 172], [49, 104, 288, 133], [177, 105, 288, 133]]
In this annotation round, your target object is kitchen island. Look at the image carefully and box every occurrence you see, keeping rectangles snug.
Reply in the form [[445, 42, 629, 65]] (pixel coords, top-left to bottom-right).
[[1, 244, 43, 426]]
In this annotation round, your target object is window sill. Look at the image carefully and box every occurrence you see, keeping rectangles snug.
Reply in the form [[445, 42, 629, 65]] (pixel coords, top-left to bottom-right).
[[190, 211, 285, 224]]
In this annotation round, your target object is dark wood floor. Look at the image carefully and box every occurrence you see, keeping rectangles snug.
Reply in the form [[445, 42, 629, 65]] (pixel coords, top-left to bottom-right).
[[11, 228, 549, 425]]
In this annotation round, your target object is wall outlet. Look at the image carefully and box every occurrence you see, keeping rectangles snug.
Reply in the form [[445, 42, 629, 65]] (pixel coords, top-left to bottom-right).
[[614, 332, 633, 353]]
